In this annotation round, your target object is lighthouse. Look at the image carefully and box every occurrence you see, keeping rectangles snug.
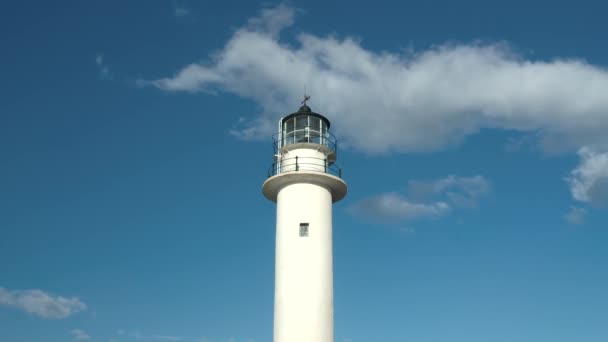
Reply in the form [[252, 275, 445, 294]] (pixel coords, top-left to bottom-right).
[[262, 101, 347, 342]]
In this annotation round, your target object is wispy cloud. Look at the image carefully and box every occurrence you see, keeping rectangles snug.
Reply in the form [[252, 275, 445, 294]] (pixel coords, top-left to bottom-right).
[[152, 335, 182, 341], [128, 331, 143, 339], [0, 287, 87, 319], [118, 330, 182, 341], [246, 3, 295, 38], [407, 175, 491, 208], [95, 53, 111, 80], [351, 192, 451, 222], [564, 206, 587, 225], [350, 175, 490, 223], [193, 337, 252, 342], [70, 329, 91, 341], [173, 0, 193, 18], [174, 6, 190, 17]]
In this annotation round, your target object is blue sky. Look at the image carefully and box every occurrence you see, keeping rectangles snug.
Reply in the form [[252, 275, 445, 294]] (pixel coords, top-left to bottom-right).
[[1, 1, 608, 341]]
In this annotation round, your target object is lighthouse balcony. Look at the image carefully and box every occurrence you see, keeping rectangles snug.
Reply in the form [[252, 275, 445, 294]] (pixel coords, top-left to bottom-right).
[[267, 156, 343, 179]]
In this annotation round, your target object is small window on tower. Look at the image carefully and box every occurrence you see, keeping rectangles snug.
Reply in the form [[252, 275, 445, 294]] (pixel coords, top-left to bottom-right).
[[299, 223, 309, 237]]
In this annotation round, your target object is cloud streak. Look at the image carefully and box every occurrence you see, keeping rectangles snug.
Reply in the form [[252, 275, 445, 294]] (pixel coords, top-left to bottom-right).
[[0, 287, 87, 319]]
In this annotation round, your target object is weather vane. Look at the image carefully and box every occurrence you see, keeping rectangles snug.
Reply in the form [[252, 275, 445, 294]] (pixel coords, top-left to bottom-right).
[[301, 94, 311, 105]]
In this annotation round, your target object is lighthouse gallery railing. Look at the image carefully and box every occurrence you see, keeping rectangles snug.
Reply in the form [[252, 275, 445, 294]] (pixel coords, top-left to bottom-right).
[[267, 156, 343, 178]]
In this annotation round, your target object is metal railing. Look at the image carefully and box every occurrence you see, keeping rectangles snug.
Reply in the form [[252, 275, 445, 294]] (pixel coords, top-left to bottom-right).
[[268, 156, 343, 178], [272, 131, 338, 155]]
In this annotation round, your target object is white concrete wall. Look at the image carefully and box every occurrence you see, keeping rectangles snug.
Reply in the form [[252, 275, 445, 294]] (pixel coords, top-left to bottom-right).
[[280, 148, 327, 173], [274, 182, 334, 342]]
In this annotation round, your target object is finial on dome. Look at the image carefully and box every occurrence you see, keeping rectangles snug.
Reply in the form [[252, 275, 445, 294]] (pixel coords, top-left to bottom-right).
[[298, 94, 312, 112]]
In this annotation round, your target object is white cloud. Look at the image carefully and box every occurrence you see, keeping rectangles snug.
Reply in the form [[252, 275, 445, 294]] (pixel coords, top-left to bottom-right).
[[350, 175, 490, 223], [140, 4, 608, 205], [567, 147, 608, 207], [70, 329, 91, 341], [565, 206, 587, 225], [0, 287, 87, 319], [141, 5, 608, 156]]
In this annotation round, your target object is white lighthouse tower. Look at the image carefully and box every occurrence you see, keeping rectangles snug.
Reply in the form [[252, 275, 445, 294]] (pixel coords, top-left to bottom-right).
[[262, 101, 347, 342]]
